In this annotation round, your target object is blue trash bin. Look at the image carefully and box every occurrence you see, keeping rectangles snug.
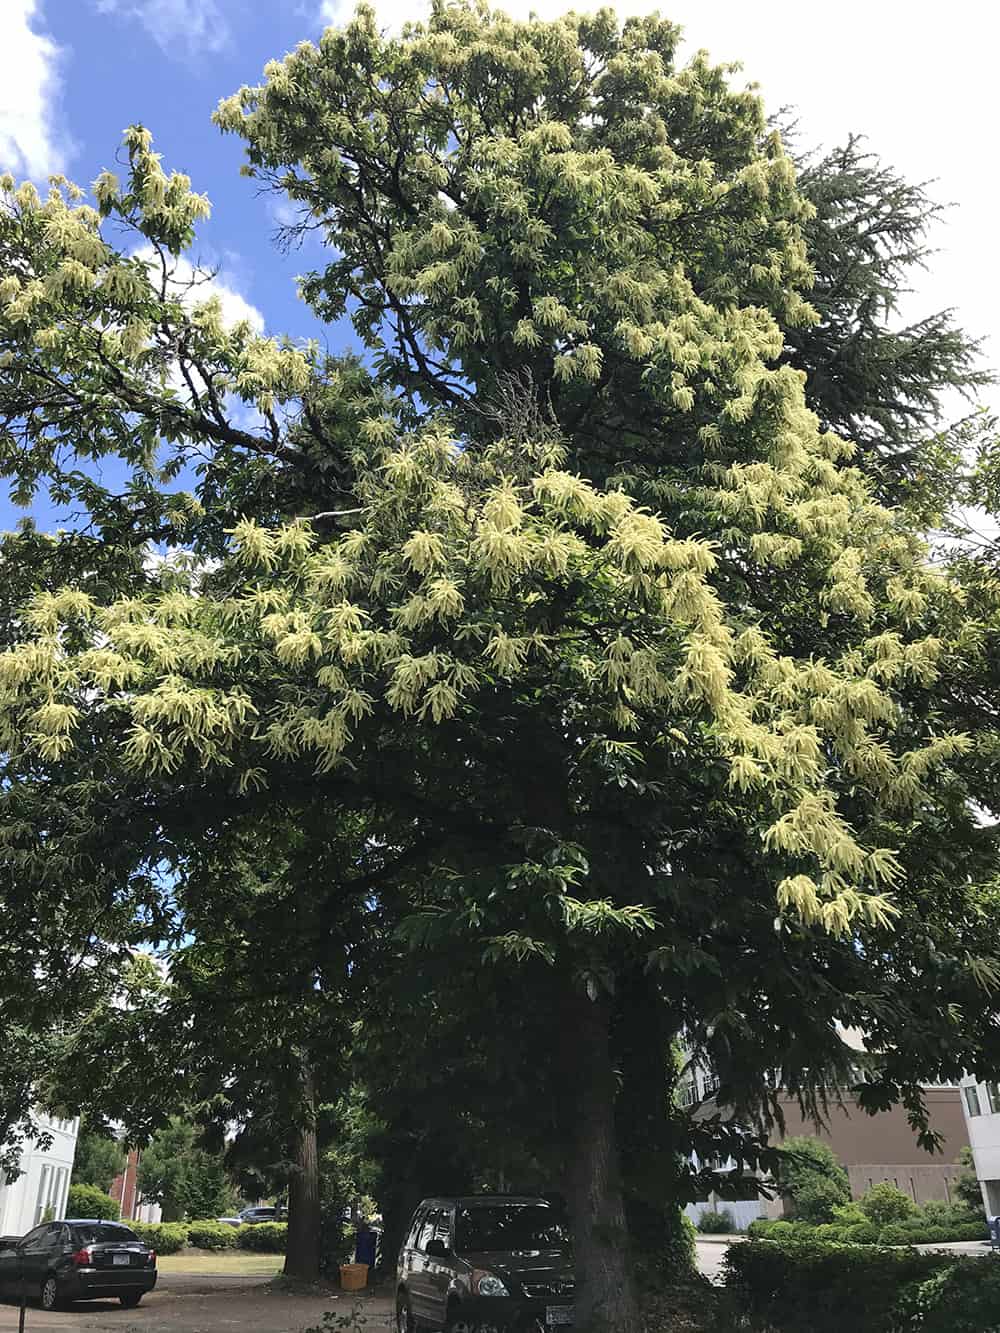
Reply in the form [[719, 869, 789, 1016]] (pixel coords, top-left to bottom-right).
[[354, 1226, 378, 1268]]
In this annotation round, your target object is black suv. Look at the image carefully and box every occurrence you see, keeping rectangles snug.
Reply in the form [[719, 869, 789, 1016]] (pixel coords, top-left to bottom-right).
[[396, 1196, 573, 1332], [0, 1219, 157, 1310]]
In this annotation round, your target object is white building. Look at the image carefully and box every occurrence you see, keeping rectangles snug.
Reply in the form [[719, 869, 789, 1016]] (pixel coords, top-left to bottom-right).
[[958, 1075, 1000, 1216], [0, 1114, 79, 1237]]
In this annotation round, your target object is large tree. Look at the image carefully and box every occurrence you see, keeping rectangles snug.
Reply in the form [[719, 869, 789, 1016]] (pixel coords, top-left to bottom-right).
[[3, 7, 1000, 1328]]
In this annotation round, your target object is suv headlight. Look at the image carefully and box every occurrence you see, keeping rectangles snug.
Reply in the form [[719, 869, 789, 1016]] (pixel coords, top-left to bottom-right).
[[473, 1272, 509, 1297]]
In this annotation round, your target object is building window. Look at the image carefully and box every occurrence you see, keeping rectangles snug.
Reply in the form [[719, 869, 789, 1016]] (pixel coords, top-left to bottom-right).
[[986, 1082, 1000, 1115], [964, 1085, 983, 1117]]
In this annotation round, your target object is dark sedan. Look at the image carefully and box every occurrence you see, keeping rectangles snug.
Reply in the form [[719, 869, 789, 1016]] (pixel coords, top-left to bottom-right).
[[0, 1219, 157, 1310]]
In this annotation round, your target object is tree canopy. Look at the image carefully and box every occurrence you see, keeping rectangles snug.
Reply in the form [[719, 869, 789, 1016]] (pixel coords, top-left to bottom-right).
[[1, 5, 999, 1328]]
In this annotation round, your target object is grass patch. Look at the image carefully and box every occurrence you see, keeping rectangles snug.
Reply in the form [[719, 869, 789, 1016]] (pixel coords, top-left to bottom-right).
[[157, 1251, 284, 1276]]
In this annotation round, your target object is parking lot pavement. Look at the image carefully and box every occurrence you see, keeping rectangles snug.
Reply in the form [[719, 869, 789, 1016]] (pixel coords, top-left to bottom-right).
[[0, 1281, 395, 1333]]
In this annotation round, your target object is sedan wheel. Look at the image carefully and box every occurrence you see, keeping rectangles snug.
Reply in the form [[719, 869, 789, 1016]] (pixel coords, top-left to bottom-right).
[[40, 1276, 62, 1311], [120, 1291, 144, 1308]]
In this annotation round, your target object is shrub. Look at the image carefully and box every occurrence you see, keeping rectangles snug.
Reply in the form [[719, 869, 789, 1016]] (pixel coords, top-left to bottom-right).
[[723, 1236, 949, 1333], [831, 1202, 868, 1228], [128, 1222, 188, 1254], [186, 1221, 237, 1250], [858, 1182, 916, 1227], [763, 1220, 812, 1243], [66, 1182, 120, 1221], [812, 1223, 845, 1242], [843, 1223, 879, 1245], [696, 1208, 734, 1234], [238, 1221, 287, 1252], [904, 1257, 1000, 1333], [953, 1145, 984, 1213], [794, 1175, 851, 1225], [745, 1218, 776, 1239], [878, 1224, 915, 1247]]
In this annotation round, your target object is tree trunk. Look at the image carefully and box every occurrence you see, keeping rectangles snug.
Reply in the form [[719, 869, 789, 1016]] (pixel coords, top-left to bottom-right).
[[561, 981, 640, 1333], [614, 967, 693, 1281], [283, 1064, 321, 1282]]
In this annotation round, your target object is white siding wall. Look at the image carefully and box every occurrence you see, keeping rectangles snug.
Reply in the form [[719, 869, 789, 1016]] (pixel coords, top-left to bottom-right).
[[0, 1115, 79, 1237], [684, 1199, 764, 1231], [959, 1075, 1000, 1215]]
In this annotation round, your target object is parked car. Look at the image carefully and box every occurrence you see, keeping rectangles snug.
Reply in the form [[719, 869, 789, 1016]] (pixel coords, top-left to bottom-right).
[[396, 1196, 573, 1333], [241, 1206, 285, 1225], [0, 1219, 157, 1310]]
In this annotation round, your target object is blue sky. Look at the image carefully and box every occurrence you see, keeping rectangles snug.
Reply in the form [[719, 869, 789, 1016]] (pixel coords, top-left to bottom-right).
[[1, 0, 998, 533]]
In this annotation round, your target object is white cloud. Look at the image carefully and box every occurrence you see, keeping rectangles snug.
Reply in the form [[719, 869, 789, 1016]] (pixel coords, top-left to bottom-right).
[[0, 0, 67, 180], [94, 0, 229, 58], [134, 246, 265, 334]]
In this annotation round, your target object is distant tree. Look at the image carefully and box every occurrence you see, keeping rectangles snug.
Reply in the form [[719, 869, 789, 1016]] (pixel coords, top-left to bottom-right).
[[775, 1136, 850, 1221], [954, 1145, 984, 1213], [71, 1120, 126, 1191], [137, 1118, 233, 1221]]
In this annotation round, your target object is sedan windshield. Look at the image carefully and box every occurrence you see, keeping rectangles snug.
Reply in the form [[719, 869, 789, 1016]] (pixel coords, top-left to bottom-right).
[[73, 1225, 140, 1245], [455, 1204, 568, 1253]]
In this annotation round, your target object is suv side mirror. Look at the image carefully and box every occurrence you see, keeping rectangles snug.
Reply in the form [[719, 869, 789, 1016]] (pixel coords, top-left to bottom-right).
[[425, 1239, 450, 1259]]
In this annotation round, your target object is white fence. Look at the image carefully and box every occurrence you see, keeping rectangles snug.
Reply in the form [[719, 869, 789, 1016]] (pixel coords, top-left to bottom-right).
[[684, 1198, 764, 1232]]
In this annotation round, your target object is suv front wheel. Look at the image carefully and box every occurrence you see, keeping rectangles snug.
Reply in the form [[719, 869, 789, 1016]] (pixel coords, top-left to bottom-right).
[[397, 1291, 417, 1333]]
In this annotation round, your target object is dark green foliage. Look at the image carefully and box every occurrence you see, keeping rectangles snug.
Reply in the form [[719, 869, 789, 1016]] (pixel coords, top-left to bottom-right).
[[782, 134, 991, 496], [954, 1146, 984, 1212], [903, 1258, 1000, 1332], [695, 1209, 734, 1234], [773, 1136, 850, 1224], [136, 1117, 235, 1221], [723, 1237, 953, 1333], [70, 1124, 126, 1192], [66, 1182, 120, 1220], [237, 1221, 287, 1253]]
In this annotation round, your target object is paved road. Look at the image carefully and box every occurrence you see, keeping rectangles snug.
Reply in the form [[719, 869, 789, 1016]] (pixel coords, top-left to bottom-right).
[[0, 1278, 395, 1333]]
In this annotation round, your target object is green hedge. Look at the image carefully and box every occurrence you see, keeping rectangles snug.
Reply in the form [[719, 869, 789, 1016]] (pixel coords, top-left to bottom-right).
[[127, 1222, 189, 1254], [237, 1221, 287, 1252], [187, 1221, 238, 1250], [747, 1207, 988, 1248], [723, 1237, 998, 1333]]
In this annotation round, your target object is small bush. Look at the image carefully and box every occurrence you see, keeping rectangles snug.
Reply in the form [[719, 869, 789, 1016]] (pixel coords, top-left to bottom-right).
[[696, 1208, 735, 1234], [795, 1176, 851, 1225], [745, 1218, 776, 1239], [66, 1182, 120, 1221], [858, 1182, 916, 1227], [128, 1222, 189, 1254], [238, 1221, 287, 1252], [812, 1223, 845, 1242], [878, 1224, 914, 1247], [831, 1202, 868, 1228], [187, 1221, 237, 1250], [842, 1222, 879, 1245]]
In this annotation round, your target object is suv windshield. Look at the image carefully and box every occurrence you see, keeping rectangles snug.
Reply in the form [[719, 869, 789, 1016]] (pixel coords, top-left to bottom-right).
[[455, 1204, 568, 1253], [73, 1224, 140, 1245]]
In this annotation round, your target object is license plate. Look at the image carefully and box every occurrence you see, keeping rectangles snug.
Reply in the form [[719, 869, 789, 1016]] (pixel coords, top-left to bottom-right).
[[546, 1307, 572, 1326], [113, 1254, 130, 1266]]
